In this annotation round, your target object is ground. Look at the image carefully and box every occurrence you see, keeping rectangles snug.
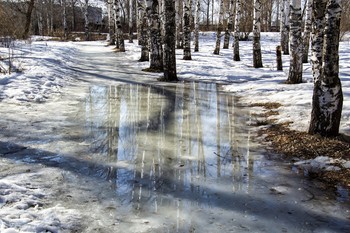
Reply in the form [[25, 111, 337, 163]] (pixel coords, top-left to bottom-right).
[[251, 102, 350, 189]]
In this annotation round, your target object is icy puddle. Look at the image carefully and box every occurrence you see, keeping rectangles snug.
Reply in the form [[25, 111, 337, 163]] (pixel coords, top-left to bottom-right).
[[0, 82, 350, 232]]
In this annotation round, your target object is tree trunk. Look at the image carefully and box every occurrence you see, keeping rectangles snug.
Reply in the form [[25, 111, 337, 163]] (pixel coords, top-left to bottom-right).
[[115, 0, 125, 51], [129, 0, 134, 43], [253, 0, 263, 68], [84, 0, 90, 41], [302, 0, 313, 63], [233, 0, 241, 61], [62, 0, 68, 40], [309, 0, 343, 137], [194, 0, 200, 52], [146, 0, 163, 70], [286, 0, 303, 84], [108, 0, 115, 45], [175, 0, 183, 49], [223, 0, 234, 49], [22, 0, 35, 39], [213, 0, 224, 55], [138, 1, 149, 61], [281, 0, 290, 55], [276, 45, 283, 70], [183, 0, 192, 60], [163, 0, 178, 81]]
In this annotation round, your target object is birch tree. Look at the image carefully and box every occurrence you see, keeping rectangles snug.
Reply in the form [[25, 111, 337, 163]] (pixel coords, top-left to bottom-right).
[[163, 0, 178, 81], [286, 0, 303, 84], [183, 0, 191, 60], [302, 0, 313, 63], [62, 0, 68, 40], [194, 0, 200, 52], [114, 0, 125, 51], [145, 0, 163, 70], [233, 0, 241, 61], [138, 0, 149, 61], [309, 0, 343, 136], [129, 0, 135, 43], [223, 0, 234, 49], [107, 0, 115, 45], [175, 0, 183, 49], [213, 0, 224, 55], [83, 0, 90, 41], [281, 0, 290, 55], [253, 0, 263, 68]]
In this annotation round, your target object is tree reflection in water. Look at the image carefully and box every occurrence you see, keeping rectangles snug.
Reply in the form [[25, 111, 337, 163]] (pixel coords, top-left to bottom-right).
[[82, 82, 258, 231]]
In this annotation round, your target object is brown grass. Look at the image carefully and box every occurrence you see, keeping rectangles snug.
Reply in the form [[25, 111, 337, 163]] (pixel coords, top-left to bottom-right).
[[255, 102, 350, 188]]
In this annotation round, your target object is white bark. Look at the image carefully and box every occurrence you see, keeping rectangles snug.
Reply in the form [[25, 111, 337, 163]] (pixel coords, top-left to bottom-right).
[[114, 0, 125, 51], [183, 0, 191, 60], [302, 0, 313, 63], [213, 0, 224, 55], [233, 0, 241, 61], [287, 0, 303, 83], [84, 0, 90, 41], [223, 0, 234, 49], [129, 0, 134, 43], [253, 0, 263, 68], [146, 0, 163, 69], [281, 0, 290, 54], [194, 0, 200, 52], [309, 0, 343, 136]]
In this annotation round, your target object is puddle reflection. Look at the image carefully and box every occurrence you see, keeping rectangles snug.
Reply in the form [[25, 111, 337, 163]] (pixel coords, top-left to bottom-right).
[[81, 82, 263, 229]]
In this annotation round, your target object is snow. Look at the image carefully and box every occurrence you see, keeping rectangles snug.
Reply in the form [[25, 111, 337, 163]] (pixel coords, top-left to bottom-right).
[[0, 32, 350, 231]]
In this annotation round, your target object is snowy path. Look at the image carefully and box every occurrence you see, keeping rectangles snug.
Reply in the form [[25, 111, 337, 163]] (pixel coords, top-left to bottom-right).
[[0, 39, 349, 232]]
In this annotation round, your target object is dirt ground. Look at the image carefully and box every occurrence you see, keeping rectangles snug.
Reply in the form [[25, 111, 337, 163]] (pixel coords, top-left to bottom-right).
[[252, 102, 350, 190]]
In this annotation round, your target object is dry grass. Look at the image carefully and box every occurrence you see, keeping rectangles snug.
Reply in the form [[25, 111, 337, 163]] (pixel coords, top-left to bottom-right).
[[254, 102, 350, 188]]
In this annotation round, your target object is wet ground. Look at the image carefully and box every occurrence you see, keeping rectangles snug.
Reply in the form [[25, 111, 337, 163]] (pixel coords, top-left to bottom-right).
[[0, 43, 349, 232]]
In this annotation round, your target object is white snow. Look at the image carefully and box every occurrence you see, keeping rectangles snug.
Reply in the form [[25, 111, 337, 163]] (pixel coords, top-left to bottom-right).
[[0, 32, 350, 231]]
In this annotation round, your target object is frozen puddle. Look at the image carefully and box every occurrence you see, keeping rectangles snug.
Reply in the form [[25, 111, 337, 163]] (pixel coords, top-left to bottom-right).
[[0, 82, 349, 232]]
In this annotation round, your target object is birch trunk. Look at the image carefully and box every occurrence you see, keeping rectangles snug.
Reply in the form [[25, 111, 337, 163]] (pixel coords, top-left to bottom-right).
[[233, 0, 241, 61], [62, 0, 68, 40], [194, 0, 200, 52], [183, 0, 192, 60], [281, 0, 290, 55], [253, 0, 263, 68], [146, 0, 163, 70], [213, 0, 224, 55], [114, 0, 125, 51], [223, 0, 234, 49], [108, 0, 115, 45], [83, 0, 90, 41], [286, 0, 303, 83], [163, 0, 178, 81], [138, 1, 149, 61], [302, 0, 313, 63], [129, 0, 134, 43], [309, 0, 343, 136], [175, 0, 183, 49]]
